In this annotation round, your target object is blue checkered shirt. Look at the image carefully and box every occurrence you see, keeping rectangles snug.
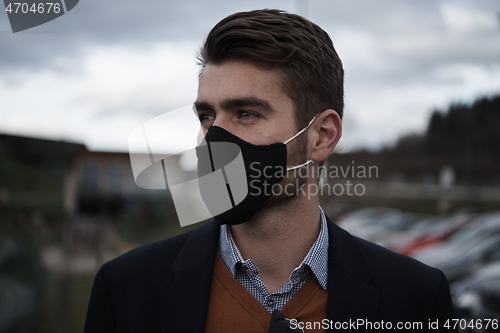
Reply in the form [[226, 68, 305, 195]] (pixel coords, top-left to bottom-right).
[[218, 206, 328, 312]]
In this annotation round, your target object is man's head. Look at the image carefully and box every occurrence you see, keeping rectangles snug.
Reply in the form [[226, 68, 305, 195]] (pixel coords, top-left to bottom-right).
[[194, 9, 343, 214], [197, 9, 344, 131]]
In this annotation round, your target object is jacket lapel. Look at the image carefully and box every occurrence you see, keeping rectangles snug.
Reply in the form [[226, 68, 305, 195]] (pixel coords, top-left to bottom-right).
[[160, 219, 219, 333], [326, 219, 380, 332], [159, 216, 380, 332]]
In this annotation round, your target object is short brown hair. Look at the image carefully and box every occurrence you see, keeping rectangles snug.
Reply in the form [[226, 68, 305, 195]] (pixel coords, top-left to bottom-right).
[[197, 9, 344, 130]]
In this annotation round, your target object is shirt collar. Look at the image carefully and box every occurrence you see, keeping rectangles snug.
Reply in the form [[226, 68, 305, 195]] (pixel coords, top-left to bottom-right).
[[218, 206, 329, 290]]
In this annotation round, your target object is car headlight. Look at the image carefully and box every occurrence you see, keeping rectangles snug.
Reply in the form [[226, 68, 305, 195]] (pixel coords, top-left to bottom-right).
[[456, 291, 480, 309]]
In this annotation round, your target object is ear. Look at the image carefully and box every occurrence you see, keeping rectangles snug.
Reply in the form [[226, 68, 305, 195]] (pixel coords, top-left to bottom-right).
[[309, 110, 342, 163]]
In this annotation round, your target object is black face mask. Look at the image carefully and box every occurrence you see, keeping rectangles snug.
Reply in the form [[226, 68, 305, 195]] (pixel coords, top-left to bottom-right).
[[196, 116, 316, 225]]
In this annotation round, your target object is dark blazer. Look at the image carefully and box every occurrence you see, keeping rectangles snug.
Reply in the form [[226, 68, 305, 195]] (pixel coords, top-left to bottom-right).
[[84, 217, 457, 332]]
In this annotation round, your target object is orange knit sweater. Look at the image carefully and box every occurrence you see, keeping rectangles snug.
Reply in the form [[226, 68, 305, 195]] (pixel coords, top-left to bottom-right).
[[205, 252, 327, 333]]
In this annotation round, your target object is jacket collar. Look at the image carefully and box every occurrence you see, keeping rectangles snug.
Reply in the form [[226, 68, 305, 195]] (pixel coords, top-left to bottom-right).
[[326, 218, 380, 332], [159, 216, 380, 333], [160, 219, 220, 333]]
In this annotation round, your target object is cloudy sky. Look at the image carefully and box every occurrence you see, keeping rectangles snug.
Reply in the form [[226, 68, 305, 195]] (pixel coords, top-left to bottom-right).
[[1, 0, 499, 152]]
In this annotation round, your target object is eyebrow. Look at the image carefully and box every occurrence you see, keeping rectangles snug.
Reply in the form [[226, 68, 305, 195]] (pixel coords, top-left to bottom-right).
[[194, 96, 274, 113], [220, 96, 273, 112], [193, 101, 213, 113]]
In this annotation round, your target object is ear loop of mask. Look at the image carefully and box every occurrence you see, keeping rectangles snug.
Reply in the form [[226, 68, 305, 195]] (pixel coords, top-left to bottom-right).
[[284, 114, 318, 171]]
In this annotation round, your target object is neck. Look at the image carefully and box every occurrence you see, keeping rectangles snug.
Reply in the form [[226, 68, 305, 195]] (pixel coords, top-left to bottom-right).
[[229, 192, 321, 293]]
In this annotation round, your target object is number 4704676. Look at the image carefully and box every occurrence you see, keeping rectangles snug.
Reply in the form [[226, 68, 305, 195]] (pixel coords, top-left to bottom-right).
[[444, 319, 498, 330], [5, 3, 61, 14]]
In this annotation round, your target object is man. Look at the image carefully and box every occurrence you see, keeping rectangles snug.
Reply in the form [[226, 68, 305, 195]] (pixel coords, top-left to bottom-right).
[[85, 9, 457, 332]]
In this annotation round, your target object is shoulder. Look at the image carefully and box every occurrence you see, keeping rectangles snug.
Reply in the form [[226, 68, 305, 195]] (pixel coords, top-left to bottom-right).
[[327, 218, 442, 288], [327, 219, 450, 318], [343, 226, 453, 319], [100, 229, 194, 284], [352, 234, 455, 324], [98, 218, 220, 286]]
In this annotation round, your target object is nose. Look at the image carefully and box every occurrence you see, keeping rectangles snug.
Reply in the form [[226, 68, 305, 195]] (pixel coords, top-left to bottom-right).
[[212, 114, 230, 130]]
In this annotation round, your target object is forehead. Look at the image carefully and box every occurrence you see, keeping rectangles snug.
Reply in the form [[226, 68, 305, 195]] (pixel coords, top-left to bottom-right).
[[197, 61, 292, 110]]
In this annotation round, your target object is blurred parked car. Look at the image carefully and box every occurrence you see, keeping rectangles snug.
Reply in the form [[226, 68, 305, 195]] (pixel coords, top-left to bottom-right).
[[413, 212, 500, 258], [453, 261, 500, 333], [393, 212, 477, 256], [415, 231, 500, 282], [337, 207, 415, 244]]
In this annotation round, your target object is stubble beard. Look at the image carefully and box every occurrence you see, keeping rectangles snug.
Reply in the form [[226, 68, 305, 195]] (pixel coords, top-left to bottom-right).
[[259, 133, 309, 212]]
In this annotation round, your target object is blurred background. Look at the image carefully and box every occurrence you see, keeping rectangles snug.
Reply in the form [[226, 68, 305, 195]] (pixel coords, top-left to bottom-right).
[[0, 0, 499, 332]]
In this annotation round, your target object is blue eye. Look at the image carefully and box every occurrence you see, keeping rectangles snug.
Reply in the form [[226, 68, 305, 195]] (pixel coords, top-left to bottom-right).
[[240, 111, 257, 119], [199, 113, 215, 122]]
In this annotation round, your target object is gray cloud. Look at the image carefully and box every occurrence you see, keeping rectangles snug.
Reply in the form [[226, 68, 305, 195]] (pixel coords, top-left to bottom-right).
[[0, 0, 295, 72], [1, 0, 498, 75], [1, 0, 499, 150]]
